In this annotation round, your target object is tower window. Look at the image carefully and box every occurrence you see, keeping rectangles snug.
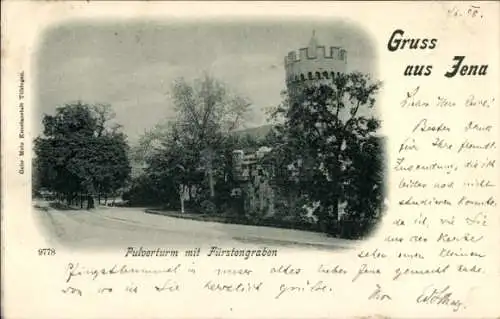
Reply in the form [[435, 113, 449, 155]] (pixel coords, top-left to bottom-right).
[[300, 74, 305, 81], [330, 71, 335, 79], [315, 72, 321, 79], [323, 71, 329, 79], [308, 72, 313, 80]]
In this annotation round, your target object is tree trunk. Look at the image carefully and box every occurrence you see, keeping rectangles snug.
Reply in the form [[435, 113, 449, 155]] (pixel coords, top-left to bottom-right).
[[87, 195, 95, 209], [80, 194, 84, 209], [328, 148, 342, 236], [329, 192, 340, 236], [180, 185, 185, 214], [181, 199, 185, 214], [208, 167, 215, 198]]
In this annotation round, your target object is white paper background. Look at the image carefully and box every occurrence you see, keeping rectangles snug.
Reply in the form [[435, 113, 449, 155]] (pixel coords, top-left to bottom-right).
[[2, 2, 499, 318]]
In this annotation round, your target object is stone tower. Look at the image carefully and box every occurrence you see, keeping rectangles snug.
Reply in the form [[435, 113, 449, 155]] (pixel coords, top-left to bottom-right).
[[284, 31, 347, 93]]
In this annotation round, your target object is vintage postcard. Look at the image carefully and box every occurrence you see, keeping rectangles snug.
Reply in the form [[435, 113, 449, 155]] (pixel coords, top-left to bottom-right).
[[1, 1, 499, 318]]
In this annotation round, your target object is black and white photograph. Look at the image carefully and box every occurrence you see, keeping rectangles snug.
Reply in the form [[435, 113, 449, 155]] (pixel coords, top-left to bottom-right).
[[3, 2, 500, 318], [32, 20, 386, 250]]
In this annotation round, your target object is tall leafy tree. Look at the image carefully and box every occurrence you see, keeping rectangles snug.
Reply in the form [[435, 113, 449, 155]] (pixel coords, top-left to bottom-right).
[[138, 74, 251, 208], [170, 74, 251, 197], [269, 72, 383, 235], [341, 134, 385, 238], [34, 102, 131, 209]]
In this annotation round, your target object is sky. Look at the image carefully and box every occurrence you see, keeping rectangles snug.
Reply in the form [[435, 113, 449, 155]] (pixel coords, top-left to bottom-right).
[[35, 19, 376, 144]]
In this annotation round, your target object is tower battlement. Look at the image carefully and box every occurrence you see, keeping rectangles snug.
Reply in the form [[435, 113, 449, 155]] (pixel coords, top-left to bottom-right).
[[284, 46, 347, 65], [284, 32, 348, 85]]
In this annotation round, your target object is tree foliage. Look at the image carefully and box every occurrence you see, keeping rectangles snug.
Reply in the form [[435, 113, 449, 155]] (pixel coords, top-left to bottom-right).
[[269, 72, 384, 235], [34, 102, 131, 209], [128, 75, 252, 209], [120, 71, 384, 239]]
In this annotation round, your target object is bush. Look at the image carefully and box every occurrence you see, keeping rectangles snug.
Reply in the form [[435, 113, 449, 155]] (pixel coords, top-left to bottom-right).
[[336, 215, 378, 239], [199, 199, 217, 215], [123, 174, 179, 207]]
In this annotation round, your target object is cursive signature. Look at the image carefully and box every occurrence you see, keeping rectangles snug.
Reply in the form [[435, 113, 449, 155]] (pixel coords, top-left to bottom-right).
[[416, 284, 465, 312]]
